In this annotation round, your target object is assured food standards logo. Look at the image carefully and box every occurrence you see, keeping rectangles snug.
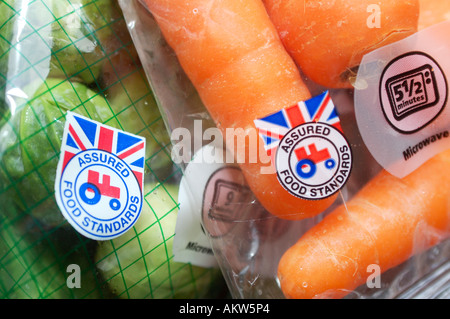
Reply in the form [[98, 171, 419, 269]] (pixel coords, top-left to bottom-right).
[[55, 112, 146, 240], [254, 91, 352, 200]]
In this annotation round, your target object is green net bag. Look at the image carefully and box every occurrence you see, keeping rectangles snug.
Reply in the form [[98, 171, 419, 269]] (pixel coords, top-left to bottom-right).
[[0, 0, 226, 299]]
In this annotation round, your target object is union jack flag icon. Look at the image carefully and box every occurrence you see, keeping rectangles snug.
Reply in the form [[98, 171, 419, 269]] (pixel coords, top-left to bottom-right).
[[253, 91, 342, 164], [60, 112, 146, 190]]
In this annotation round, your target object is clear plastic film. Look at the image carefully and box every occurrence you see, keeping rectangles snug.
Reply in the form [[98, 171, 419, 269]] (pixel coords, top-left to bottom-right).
[[120, 0, 450, 299]]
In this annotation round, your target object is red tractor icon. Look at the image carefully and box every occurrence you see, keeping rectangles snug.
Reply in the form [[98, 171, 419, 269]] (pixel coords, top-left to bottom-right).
[[295, 143, 335, 179], [79, 170, 121, 210]]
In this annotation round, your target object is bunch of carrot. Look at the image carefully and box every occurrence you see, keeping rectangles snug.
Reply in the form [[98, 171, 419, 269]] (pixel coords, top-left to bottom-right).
[[262, 0, 449, 298], [144, 0, 449, 298]]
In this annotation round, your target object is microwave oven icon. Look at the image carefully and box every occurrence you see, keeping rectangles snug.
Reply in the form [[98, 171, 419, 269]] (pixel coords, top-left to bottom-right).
[[385, 64, 439, 121]]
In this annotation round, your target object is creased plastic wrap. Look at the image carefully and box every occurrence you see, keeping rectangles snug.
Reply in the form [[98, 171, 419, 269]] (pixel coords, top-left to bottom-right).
[[0, 0, 226, 299]]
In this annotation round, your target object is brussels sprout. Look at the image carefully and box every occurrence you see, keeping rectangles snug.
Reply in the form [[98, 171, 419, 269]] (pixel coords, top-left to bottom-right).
[[1, 0, 116, 85], [46, 0, 118, 84], [0, 78, 120, 227], [95, 182, 224, 299]]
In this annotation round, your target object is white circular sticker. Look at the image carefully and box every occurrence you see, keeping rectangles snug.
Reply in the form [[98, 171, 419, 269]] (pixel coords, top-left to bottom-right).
[[58, 149, 142, 240], [380, 51, 448, 133], [275, 122, 352, 200]]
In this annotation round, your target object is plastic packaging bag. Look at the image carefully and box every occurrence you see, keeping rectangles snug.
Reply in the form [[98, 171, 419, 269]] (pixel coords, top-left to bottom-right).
[[0, 0, 226, 299], [120, 0, 450, 299]]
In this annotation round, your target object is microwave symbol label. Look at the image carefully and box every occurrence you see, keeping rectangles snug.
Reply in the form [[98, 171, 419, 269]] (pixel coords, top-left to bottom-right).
[[386, 64, 439, 120], [380, 52, 447, 134]]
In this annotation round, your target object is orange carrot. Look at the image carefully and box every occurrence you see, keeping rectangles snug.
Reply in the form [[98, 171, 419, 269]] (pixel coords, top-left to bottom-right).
[[418, 0, 450, 30], [278, 149, 450, 299], [263, 0, 420, 88], [144, 0, 338, 220]]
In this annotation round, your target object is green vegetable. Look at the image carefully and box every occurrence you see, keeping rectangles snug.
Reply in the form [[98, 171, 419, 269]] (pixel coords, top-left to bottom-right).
[[0, 0, 197, 301], [0, 78, 120, 227], [95, 182, 223, 299], [0, 0, 174, 229]]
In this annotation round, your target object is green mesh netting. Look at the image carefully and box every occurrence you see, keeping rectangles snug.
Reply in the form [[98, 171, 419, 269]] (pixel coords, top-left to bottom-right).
[[0, 0, 225, 299]]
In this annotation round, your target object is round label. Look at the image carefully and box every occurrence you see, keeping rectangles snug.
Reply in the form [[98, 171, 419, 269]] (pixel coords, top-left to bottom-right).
[[275, 122, 352, 200], [58, 149, 142, 240], [379, 51, 448, 133]]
